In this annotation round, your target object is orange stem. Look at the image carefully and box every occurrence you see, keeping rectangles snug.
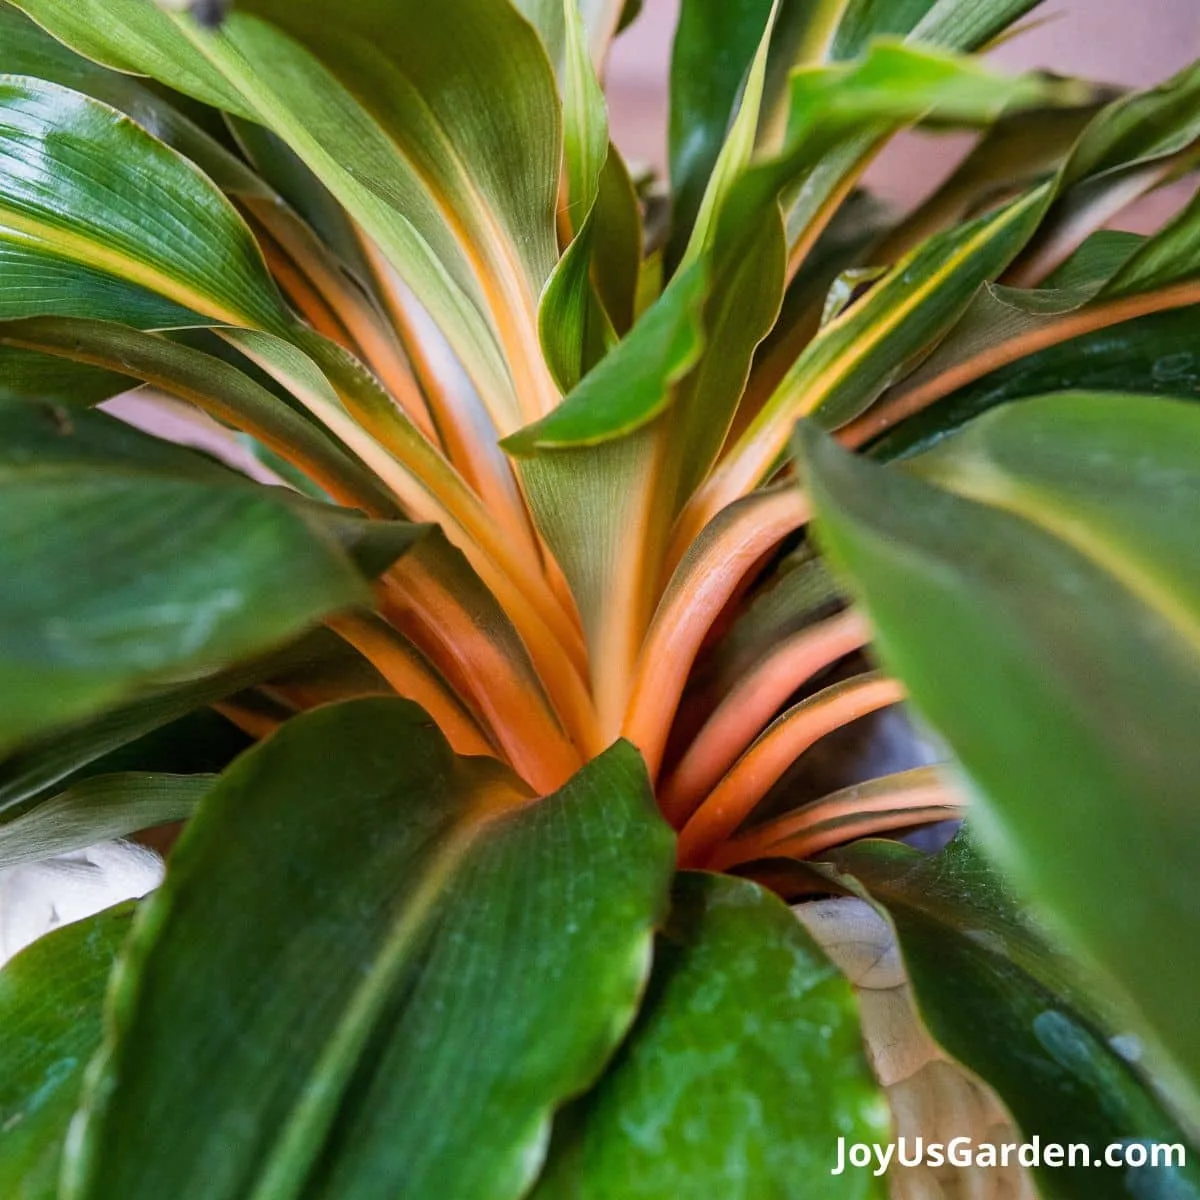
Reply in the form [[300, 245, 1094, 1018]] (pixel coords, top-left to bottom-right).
[[357, 236, 543, 557], [380, 560, 590, 792], [709, 767, 961, 869], [721, 803, 964, 868], [211, 697, 286, 742], [245, 204, 441, 444], [257, 233, 358, 351], [675, 674, 905, 866], [660, 607, 871, 819], [623, 487, 811, 781], [326, 611, 495, 758]]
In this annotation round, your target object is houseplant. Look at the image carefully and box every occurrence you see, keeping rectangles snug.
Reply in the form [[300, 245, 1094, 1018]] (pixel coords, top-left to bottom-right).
[[0, 0, 1198, 1195]]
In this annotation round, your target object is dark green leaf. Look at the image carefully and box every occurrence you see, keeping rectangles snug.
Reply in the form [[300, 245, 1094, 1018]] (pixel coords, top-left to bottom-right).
[[666, 0, 776, 265], [533, 871, 889, 1199], [0, 347, 133, 407], [0, 77, 291, 332], [64, 700, 675, 1200], [0, 903, 134, 1200], [800, 394, 1200, 1126], [0, 317, 400, 518]]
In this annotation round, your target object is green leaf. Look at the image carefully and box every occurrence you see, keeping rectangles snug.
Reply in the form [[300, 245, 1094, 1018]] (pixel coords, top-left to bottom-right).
[[509, 262, 708, 452], [874, 92, 1110, 262], [10, 0, 256, 115], [0, 77, 291, 331], [509, 266, 709, 729], [14, 0, 565, 423], [863, 225, 1200, 447], [536, 0, 616, 392], [0, 902, 134, 1200], [0, 632, 358, 817], [667, 0, 1044, 262], [0, 399, 378, 752], [780, 0, 1051, 263], [561, 0, 609, 218], [512, 0, 633, 72], [828, 834, 1200, 1199], [869, 305, 1200, 460], [694, 186, 1049, 532], [0, 347, 133, 407], [63, 699, 674, 1200], [532, 871, 889, 1199], [900, 0, 1046, 56], [590, 144, 644, 337], [0, 317, 400, 518], [224, 116, 381, 289], [800, 393, 1200, 1126], [0, 773, 210, 870], [1010, 60, 1200, 281], [0, 2, 268, 198], [1102, 185, 1200, 299], [667, 0, 780, 265]]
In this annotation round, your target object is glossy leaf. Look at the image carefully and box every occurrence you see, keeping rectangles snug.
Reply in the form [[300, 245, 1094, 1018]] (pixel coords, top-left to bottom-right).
[[0, 902, 133, 1200], [827, 835, 1200, 1199], [14, 0, 565, 424], [63, 699, 675, 1200], [509, 263, 707, 452], [0, 76, 290, 331], [800, 394, 1200, 1125], [533, 871, 889, 1199], [10, 0, 258, 115], [0, 2, 268, 198]]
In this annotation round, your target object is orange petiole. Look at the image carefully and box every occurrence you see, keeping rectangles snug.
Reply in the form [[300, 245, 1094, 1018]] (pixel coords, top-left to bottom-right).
[[674, 674, 906, 866], [659, 607, 872, 819]]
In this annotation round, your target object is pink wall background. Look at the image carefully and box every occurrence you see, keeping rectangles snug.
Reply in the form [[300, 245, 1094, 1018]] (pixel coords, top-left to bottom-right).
[[606, 0, 1200, 219]]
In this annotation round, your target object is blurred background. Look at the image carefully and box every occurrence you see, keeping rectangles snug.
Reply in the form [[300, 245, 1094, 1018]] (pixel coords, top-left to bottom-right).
[[606, 0, 1200, 224]]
